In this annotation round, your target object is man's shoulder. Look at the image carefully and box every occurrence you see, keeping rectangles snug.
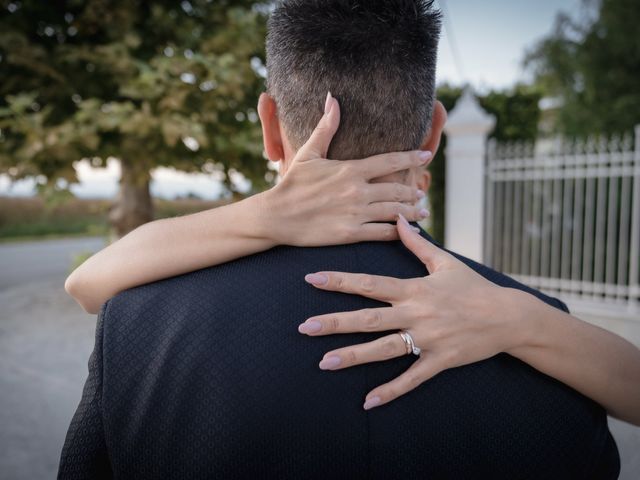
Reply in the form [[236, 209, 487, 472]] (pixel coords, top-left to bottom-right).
[[104, 240, 414, 317], [105, 231, 568, 317], [420, 230, 569, 313]]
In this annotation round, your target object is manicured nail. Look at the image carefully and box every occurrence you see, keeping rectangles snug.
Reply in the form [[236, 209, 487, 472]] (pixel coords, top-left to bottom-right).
[[319, 355, 342, 370], [397, 213, 410, 227], [324, 91, 333, 115], [416, 190, 425, 199], [363, 396, 382, 410], [419, 208, 430, 219], [411, 227, 421, 233], [298, 320, 322, 334], [305, 273, 328, 286], [419, 151, 432, 164]]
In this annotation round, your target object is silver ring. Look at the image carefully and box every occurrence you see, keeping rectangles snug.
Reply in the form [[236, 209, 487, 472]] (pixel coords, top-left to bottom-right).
[[398, 330, 421, 356]]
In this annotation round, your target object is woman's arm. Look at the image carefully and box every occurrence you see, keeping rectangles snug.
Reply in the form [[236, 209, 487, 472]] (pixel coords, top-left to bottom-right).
[[66, 97, 431, 314], [66, 193, 275, 314], [507, 289, 640, 425], [299, 215, 640, 425]]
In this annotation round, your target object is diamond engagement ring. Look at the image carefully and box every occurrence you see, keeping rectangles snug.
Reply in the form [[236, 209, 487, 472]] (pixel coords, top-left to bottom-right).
[[398, 330, 421, 356]]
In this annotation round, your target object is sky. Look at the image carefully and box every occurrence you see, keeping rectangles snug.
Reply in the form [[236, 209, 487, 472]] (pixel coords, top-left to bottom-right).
[[1, 0, 583, 200], [436, 0, 581, 90]]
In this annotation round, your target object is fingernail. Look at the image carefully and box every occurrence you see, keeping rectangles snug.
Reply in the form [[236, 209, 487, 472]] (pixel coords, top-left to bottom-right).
[[363, 396, 382, 410], [305, 273, 328, 286], [298, 320, 322, 334], [416, 190, 425, 199], [319, 355, 342, 370], [411, 227, 421, 233], [419, 151, 432, 164], [419, 209, 430, 219], [324, 91, 333, 115], [397, 213, 410, 227]]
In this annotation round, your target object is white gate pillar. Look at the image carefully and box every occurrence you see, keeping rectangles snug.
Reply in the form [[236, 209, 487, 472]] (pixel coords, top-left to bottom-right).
[[442, 89, 495, 262]]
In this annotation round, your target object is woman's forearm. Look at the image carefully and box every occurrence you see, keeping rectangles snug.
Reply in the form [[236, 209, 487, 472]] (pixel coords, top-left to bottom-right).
[[507, 289, 640, 425], [65, 192, 275, 314]]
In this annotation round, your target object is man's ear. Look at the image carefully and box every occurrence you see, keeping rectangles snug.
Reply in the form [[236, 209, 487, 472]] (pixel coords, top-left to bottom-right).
[[258, 92, 285, 162], [417, 170, 432, 194], [420, 100, 447, 155]]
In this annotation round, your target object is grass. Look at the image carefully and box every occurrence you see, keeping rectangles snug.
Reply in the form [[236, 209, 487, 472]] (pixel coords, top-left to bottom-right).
[[70, 250, 96, 272], [0, 196, 230, 241]]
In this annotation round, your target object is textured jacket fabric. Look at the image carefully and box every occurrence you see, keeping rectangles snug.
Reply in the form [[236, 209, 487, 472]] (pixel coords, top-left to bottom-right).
[[58, 229, 620, 479]]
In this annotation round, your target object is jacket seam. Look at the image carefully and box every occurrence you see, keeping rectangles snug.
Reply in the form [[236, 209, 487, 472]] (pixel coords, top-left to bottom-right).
[[353, 245, 373, 479], [98, 299, 114, 475]]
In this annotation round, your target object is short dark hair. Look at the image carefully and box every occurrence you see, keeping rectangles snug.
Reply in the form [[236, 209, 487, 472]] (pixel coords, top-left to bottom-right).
[[266, 0, 442, 160]]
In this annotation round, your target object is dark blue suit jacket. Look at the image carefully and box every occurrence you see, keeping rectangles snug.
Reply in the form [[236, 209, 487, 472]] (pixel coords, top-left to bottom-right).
[[59, 229, 620, 479]]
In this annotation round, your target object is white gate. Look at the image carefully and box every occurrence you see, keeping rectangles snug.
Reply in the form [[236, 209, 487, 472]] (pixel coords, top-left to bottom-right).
[[484, 126, 640, 318]]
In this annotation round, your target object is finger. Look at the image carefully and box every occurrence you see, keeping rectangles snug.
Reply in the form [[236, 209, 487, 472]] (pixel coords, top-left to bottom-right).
[[396, 213, 453, 273], [299, 307, 408, 336], [318, 332, 408, 370], [365, 202, 429, 223], [341, 222, 422, 244], [348, 150, 432, 180], [366, 182, 424, 204], [351, 223, 400, 242], [304, 271, 411, 303], [295, 92, 341, 161], [363, 355, 446, 410]]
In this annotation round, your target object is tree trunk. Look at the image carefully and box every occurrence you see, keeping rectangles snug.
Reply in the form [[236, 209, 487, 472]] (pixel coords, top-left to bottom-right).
[[109, 159, 154, 239]]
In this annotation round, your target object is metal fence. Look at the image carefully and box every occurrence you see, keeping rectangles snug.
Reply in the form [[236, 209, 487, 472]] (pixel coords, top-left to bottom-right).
[[484, 126, 640, 318]]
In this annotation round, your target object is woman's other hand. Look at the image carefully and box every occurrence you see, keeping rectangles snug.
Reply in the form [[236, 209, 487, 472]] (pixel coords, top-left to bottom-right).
[[260, 94, 433, 246], [299, 213, 525, 410]]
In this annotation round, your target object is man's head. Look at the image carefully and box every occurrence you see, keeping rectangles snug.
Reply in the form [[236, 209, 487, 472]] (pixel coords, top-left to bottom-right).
[[259, 0, 444, 187]]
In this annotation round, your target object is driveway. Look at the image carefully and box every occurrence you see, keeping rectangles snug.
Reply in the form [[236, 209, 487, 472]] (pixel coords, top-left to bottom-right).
[[0, 237, 104, 480]]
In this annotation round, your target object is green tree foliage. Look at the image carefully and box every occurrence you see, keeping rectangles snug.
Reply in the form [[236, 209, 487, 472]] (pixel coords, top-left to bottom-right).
[[479, 86, 541, 143], [428, 85, 541, 243], [0, 0, 268, 236], [524, 0, 640, 136]]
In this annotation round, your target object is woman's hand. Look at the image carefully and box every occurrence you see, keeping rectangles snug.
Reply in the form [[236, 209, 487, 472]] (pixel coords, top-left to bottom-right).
[[298, 213, 524, 410], [258, 94, 432, 247]]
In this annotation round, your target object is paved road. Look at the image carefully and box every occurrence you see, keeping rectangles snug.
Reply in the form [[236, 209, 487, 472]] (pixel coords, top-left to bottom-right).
[[0, 237, 106, 291], [0, 237, 104, 480], [0, 236, 638, 479]]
